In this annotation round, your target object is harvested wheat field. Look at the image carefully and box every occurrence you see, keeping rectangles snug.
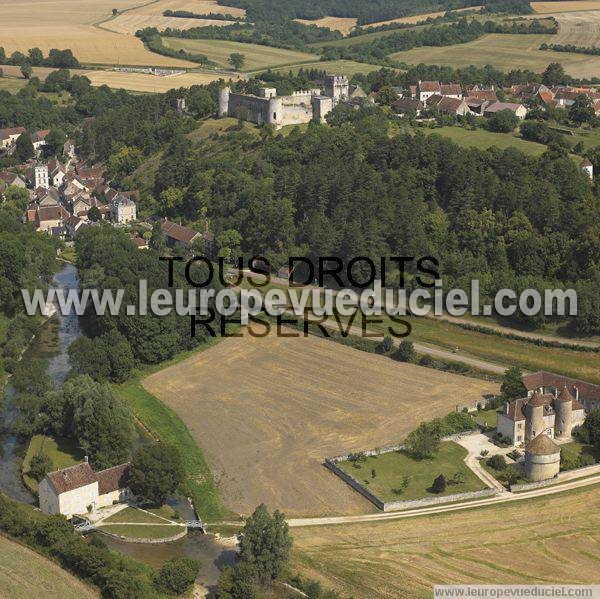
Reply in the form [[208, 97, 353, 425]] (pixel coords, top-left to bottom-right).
[[366, 5, 482, 28], [291, 485, 600, 598], [142, 331, 496, 517], [104, 0, 245, 34], [81, 69, 241, 92], [533, 1, 600, 13], [295, 16, 358, 35], [0, 535, 98, 598], [0, 0, 195, 66], [0, 64, 240, 92], [541, 10, 600, 47]]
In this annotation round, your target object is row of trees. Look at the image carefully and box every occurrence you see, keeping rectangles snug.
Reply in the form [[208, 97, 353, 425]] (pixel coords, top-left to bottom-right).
[[0, 46, 79, 68]]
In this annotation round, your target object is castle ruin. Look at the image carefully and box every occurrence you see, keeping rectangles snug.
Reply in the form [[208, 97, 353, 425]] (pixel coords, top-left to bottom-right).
[[218, 75, 351, 129]]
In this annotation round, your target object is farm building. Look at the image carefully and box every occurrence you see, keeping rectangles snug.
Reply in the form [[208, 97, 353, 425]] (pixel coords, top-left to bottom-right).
[[38, 461, 131, 518]]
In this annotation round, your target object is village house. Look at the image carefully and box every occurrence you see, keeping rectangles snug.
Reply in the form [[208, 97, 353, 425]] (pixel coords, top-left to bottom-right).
[[34, 163, 50, 189], [32, 129, 51, 153], [160, 218, 203, 249], [109, 191, 137, 224], [0, 127, 26, 150], [34, 204, 70, 235], [64, 214, 87, 237], [426, 95, 471, 116], [581, 158, 594, 180], [391, 97, 424, 116], [48, 157, 67, 188], [38, 461, 131, 519], [483, 101, 527, 119], [0, 171, 27, 188]]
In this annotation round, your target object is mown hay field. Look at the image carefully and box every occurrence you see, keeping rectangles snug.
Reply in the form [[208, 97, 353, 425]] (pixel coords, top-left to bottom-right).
[[0, 64, 240, 93], [367, 5, 482, 28], [0, 0, 195, 67], [543, 10, 600, 47], [0, 535, 98, 598], [104, 0, 245, 34], [389, 33, 600, 78], [291, 485, 600, 599], [295, 16, 358, 35], [162, 37, 318, 70], [142, 330, 497, 517], [532, 1, 600, 13]]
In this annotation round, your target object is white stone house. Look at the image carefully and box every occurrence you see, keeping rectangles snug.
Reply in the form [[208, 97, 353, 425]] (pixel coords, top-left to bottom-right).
[[109, 192, 137, 224], [38, 461, 130, 518]]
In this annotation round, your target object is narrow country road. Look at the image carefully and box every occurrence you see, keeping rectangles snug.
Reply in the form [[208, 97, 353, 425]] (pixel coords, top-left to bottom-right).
[[286, 474, 600, 528]]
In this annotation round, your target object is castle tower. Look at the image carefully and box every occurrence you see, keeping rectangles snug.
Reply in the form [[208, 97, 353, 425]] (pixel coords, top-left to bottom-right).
[[267, 97, 283, 129], [580, 158, 593, 180], [554, 386, 574, 439], [34, 164, 49, 189], [218, 86, 230, 117], [524, 433, 560, 482], [525, 392, 545, 441], [324, 74, 349, 104]]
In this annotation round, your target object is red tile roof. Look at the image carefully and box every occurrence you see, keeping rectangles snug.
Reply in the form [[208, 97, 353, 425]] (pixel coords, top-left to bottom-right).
[[46, 462, 96, 494], [96, 463, 129, 495], [161, 219, 201, 245], [419, 81, 441, 92]]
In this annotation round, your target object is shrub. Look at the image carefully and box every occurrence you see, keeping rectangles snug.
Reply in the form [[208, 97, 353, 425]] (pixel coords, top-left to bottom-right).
[[392, 340, 415, 363], [431, 474, 447, 494], [487, 454, 507, 471], [28, 452, 52, 481], [154, 558, 199, 594]]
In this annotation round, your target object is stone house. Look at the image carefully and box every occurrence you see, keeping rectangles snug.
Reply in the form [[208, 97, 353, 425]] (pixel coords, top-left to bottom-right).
[[109, 192, 137, 224], [35, 205, 70, 234], [427, 95, 471, 116], [391, 97, 424, 116], [483, 102, 527, 119], [160, 218, 201, 249], [0, 171, 27, 188], [32, 129, 51, 153], [0, 127, 26, 150], [39, 461, 131, 518]]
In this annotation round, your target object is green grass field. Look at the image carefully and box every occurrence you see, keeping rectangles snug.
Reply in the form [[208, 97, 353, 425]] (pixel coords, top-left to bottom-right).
[[22, 435, 83, 493], [563, 126, 600, 150], [162, 37, 318, 71], [561, 441, 600, 462], [0, 76, 27, 93], [0, 535, 97, 598], [261, 59, 386, 76], [103, 507, 171, 524], [312, 23, 431, 48], [337, 442, 485, 501], [473, 409, 498, 429], [422, 126, 548, 156], [389, 33, 600, 78]]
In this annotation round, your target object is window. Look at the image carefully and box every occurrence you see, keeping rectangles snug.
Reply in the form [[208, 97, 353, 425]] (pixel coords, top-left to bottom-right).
[[273, 112, 277, 120]]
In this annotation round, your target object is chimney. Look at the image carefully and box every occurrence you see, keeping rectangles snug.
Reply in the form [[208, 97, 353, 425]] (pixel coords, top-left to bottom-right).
[[574, 386, 579, 401]]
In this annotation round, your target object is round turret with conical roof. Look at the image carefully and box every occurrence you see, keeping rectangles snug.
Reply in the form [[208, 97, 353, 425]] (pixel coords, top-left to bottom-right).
[[525, 392, 545, 441], [555, 386, 574, 439], [524, 433, 560, 481]]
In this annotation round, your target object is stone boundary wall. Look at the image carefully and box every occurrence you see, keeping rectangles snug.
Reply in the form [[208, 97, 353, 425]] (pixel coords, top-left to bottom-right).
[[96, 527, 187, 544], [325, 431, 495, 512], [510, 463, 600, 492], [509, 477, 558, 493]]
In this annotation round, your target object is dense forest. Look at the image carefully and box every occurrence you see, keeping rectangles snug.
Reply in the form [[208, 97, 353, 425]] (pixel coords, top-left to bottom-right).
[[215, 0, 527, 24], [128, 105, 600, 335]]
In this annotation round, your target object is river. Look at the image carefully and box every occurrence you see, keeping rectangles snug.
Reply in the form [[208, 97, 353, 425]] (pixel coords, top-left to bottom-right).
[[0, 261, 237, 591]]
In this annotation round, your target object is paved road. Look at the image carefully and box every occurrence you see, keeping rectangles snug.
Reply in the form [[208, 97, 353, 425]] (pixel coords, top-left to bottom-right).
[[286, 474, 600, 528]]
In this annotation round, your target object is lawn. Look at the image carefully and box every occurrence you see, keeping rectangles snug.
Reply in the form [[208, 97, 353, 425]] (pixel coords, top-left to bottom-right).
[[389, 33, 600, 79], [290, 484, 600, 598], [473, 408, 498, 429], [162, 37, 318, 71], [563, 126, 600, 150], [102, 506, 171, 524], [336, 442, 485, 502], [422, 126, 548, 156], [98, 524, 185, 539], [22, 434, 83, 493], [0, 535, 97, 598]]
